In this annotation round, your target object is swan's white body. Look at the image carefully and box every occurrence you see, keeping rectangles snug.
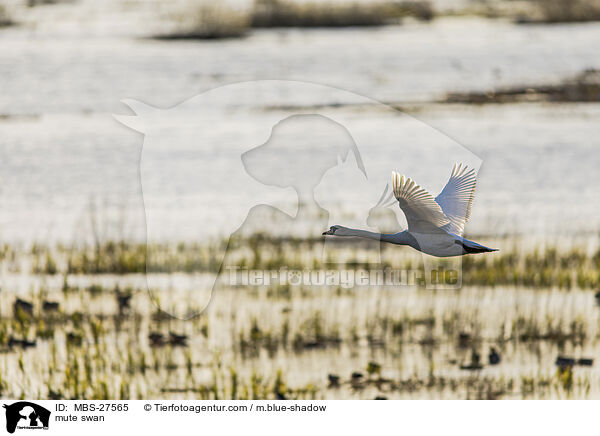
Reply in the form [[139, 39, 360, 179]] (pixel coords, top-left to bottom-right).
[[323, 163, 497, 257]]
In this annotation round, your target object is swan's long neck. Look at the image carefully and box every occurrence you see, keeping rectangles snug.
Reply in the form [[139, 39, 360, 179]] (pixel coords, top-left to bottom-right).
[[336, 228, 412, 246], [339, 228, 382, 240]]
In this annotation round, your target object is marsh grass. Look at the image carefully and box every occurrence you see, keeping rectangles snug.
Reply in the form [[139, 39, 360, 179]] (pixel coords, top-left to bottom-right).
[[0, 5, 14, 27], [1, 278, 599, 399], [445, 69, 600, 104], [155, 0, 434, 40], [158, 2, 250, 40], [523, 0, 600, 23], [430, 0, 600, 23], [251, 0, 433, 28], [18, 234, 600, 290], [1, 232, 600, 399]]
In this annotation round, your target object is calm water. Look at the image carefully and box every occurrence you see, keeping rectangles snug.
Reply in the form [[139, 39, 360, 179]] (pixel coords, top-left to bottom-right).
[[0, 4, 599, 244]]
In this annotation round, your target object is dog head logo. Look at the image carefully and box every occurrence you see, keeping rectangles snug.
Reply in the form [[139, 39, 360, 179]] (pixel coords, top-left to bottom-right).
[[3, 402, 50, 433], [115, 80, 481, 318]]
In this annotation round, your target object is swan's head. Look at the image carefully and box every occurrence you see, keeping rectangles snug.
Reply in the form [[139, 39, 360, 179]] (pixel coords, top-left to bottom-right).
[[322, 225, 348, 236]]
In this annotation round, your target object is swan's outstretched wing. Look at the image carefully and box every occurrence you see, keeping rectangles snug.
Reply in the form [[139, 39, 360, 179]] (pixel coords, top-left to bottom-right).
[[392, 171, 450, 233], [434, 163, 477, 236]]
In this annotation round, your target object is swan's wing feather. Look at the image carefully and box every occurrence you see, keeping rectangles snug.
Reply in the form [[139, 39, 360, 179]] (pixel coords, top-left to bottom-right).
[[392, 171, 450, 233], [434, 163, 477, 236]]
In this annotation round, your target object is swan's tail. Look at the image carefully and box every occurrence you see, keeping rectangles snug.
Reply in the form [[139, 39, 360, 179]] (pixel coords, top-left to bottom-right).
[[456, 238, 498, 254]]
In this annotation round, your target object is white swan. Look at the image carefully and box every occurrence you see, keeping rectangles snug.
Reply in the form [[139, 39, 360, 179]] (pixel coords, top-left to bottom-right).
[[322, 163, 498, 257]]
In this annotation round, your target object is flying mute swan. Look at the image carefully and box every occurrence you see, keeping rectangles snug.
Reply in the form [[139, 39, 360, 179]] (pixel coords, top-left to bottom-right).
[[322, 163, 498, 257]]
